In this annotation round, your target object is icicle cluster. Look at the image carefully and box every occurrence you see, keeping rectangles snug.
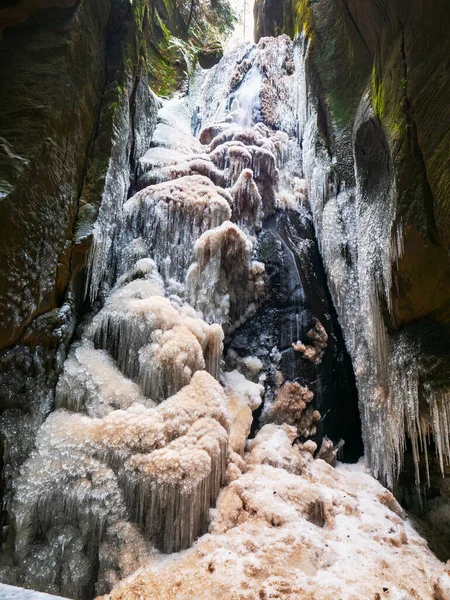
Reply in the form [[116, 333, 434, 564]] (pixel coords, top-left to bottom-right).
[[89, 280, 223, 401], [55, 341, 152, 418], [119, 175, 232, 283], [13, 371, 229, 594], [291, 33, 450, 488]]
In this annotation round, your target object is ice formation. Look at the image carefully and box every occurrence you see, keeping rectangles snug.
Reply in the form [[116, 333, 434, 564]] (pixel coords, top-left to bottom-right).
[[100, 437, 449, 600], [13, 371, 229, 596], [55, 341, 152, 418], [267, 381, 318, 438], [288, 34, 450, 488], [119, 175, 232, 282], [222, 369, 264, 457], [9, 53, 288, 598], [230, 168, 262, 229], [292, 319, 328, 365], [89, 285, 223, 401], [186, 221, 266, 326], [8, 30, 450, 600], [194, 32, 450, 490]]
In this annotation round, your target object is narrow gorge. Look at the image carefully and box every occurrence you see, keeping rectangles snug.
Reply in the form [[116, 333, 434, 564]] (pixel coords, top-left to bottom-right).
[[0, 1, 449, 599]]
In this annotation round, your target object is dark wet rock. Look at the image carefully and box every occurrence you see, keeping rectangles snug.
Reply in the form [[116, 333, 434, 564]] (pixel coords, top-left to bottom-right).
[[0, 0, 77, 40], [227, 209, 363, 462], [198, 42, 224, 70]]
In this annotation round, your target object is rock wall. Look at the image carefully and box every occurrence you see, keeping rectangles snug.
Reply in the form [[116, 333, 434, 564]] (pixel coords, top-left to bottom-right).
[[253, 0, 450, 517], [0, 0, 234, 551]]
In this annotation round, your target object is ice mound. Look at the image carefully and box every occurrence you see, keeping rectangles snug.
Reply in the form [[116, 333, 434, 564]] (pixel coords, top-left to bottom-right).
[[137, 155, 228, 191], [267, 381, 318, 436], [99, 441, 448, 600], [149, 122, 203, 155], [209, 138, 279, 216], [13, 371, 230, 595], [186, 221, 265, 327], [89, 285, 224, 401], [246, 423, 306, 474], [222, 369, 263, 458]]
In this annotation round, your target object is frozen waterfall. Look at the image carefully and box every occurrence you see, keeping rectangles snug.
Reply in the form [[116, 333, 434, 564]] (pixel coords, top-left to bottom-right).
[[3, 31, 447, 600]]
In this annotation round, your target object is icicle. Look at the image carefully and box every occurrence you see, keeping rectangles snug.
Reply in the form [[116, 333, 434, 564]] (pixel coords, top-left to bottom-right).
[[230, 168, 262, 229]]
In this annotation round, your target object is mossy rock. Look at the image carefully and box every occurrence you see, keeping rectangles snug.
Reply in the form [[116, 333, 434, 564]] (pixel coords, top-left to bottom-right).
[[198, 41, 224, 69]]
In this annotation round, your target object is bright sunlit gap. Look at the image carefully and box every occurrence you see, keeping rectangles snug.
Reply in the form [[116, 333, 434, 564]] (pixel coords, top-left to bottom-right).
[[226, 0, 255, 49]]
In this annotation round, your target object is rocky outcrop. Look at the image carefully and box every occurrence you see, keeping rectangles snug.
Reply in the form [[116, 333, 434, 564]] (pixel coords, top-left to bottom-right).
[[0, 0, 235, 566], [253, 0, 450, 522]]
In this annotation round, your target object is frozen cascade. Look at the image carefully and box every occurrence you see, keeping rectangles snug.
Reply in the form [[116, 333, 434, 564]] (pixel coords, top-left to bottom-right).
[[8, 36, 317, 599], [8, 29, 443, 600], [13, 371, 229, 596], [214, 62, 263, 127]]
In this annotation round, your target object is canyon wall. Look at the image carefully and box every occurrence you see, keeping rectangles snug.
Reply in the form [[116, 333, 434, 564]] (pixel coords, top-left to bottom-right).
[[254, 0, 450, 513]]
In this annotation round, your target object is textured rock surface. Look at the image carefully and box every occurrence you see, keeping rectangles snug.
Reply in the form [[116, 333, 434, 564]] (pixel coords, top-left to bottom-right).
[[253, 0, 450, 512]]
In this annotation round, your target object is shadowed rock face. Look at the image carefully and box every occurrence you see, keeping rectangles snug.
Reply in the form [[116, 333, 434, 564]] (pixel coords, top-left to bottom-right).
[[253, 0, 450, 529], [0, 0, 77, 40], [0, 0, 111, 353], [0, 0, 113, 545]]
